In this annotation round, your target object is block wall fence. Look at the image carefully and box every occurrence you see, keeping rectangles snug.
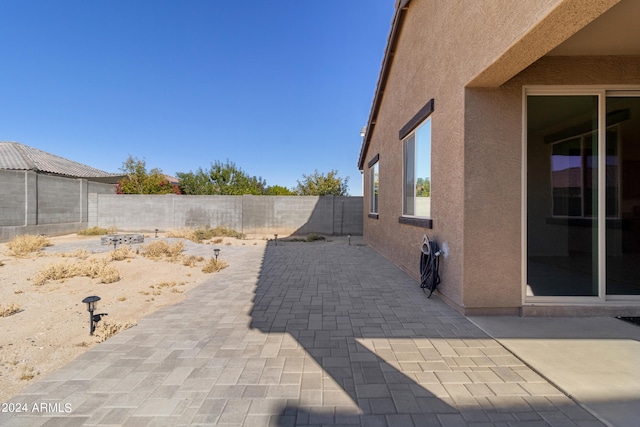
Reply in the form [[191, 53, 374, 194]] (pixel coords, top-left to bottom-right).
[[1, 170, 363, 241], [0, 170, 115, 241], [89, 194, 363, 237]]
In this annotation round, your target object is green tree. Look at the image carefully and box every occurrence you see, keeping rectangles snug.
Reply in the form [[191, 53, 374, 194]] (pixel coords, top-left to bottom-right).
[[177, 161, 266, 195], [117, 156, 178, 194], [175, 167, 217, 195], [416, 177, 430, 197], [264, 185, 294, 196], [294, 169, 349, 196]]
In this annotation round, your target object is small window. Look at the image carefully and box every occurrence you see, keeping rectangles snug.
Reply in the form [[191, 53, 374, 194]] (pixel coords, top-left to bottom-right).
[[403, 117, 431, 218], [369, 160, 379, 215]]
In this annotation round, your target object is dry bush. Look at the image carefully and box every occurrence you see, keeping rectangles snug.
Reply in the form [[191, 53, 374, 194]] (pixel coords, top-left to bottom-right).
[[182, 255, 204, 267], [110, 246, 135, 261], [0, 303, 21, 317], [60, 249, 90, 260], [166, 226, 245, 243], [94, 321, 135, 343], [31, 259, 120, 286], [6, 235, 51, 257], [18, 366, 37, 381], [77, 226, 117, 236], [202, 257, 228, 273], [165, 228, 193, 240], [141, 240, 184, 261]]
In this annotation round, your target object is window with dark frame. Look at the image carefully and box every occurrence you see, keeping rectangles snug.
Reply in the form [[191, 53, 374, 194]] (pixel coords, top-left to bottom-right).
[[368, 154, 380, 218], [399, 99, 433, 228]]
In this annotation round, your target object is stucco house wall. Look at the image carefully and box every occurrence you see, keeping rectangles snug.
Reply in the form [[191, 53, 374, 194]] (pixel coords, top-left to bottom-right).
[[360, 0, 633, 315]]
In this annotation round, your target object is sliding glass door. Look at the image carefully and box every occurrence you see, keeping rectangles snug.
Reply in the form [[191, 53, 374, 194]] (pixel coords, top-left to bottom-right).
[[606, 95, 640, 296], [526, 90, 640, 300]]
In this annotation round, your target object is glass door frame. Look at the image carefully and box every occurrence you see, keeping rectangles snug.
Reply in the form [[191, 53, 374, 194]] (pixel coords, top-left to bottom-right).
[[522, 86, 640, 305]]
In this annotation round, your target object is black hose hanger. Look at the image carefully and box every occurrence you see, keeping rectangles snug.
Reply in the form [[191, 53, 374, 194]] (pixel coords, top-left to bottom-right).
[[420, 234, 441, 297]]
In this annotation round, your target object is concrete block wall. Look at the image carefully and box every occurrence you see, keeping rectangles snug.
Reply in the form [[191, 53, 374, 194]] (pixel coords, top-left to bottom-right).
[[176, 196, 243, 230], [0, 170, 27, 227], [0, 170, 116, 242], [333, 196, 364, 236], [37, 174, 83, 224], [90, 194, 363, 236]]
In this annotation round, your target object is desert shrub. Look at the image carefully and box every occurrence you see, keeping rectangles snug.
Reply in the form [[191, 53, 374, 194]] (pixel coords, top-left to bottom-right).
[[31, 259, 120, 286], [165, 228, 192, 239], [18, 366, 37, 381], [182, 255, 204, 267], [0, 303, 21, 317], [6, 235, 51, 257], [202, 257, 228, 273], [306, 233, 326, 242], [284, 234, 327, 243], [141, 240, 184, 261], [94, 321, 135, 343], [77, 226, 116, 236], [60, 249, 90, 260], [166, 226, 245, 243], [110, 246, 135, 261]]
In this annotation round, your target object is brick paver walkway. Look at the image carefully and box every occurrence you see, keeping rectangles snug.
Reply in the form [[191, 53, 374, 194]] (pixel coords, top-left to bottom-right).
[[1, 241, 603, 426]]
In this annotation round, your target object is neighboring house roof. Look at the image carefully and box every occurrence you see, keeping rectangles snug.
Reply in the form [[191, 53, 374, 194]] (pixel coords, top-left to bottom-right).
[[0, 142, 122, 182], [163, 174, 180, 185]]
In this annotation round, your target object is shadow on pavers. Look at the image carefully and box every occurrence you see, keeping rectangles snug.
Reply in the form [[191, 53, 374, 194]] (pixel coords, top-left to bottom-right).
[[249, 242, 603, 426]]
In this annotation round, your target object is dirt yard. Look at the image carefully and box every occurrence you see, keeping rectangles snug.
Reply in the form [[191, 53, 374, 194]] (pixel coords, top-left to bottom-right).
[[0, 231, 267, 402]]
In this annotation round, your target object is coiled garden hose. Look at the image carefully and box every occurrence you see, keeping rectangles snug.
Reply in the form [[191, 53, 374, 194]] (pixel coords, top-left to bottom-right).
[[420, 235, 441, 298]]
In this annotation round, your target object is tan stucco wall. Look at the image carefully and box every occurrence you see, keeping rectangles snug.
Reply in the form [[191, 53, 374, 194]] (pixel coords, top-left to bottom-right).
[[462, 55, 640, 313], [362, 0, 632, 314]]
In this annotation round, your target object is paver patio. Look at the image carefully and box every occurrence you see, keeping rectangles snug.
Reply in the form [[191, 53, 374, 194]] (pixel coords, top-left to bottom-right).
[[0, 239, 603, 426]]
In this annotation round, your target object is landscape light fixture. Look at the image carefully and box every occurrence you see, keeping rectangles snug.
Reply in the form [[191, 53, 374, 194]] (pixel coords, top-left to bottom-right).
[[82, 295, 101, 336], [348, 234, 351, 246], [214, 248, 220, 261], [155, 228, 159, 238], [274, 234, 278, 246]]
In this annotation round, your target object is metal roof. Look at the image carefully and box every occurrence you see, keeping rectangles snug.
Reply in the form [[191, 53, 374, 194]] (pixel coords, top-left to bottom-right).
[[0, 142, 122, 180]]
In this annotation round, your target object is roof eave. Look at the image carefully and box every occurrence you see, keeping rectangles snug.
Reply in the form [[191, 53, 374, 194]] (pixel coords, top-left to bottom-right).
[[357, 0, 411, 171]]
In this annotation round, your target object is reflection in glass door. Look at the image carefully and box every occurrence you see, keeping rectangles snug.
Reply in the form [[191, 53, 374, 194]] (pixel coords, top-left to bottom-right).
[[527, 95, 599, 297], [606, 96, 640, 295], [527, 92, 640, 299]]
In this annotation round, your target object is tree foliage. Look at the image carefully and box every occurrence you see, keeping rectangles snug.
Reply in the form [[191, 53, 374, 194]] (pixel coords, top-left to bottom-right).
[[264, 185, 294, 196], [117, 156, 180, 194], [294, 169, 349, 196], [416, 177, 430, 197], [177, 161, 266, 195]]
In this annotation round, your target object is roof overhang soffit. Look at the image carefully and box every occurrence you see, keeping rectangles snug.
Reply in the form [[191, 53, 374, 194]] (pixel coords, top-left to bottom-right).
[[467, 0, 621, 88]]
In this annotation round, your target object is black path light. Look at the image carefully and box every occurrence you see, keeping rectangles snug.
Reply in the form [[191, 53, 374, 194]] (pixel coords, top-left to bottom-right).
[[213, 248, 220, 261], [155, 228, 159, 238], [274, 234, 278, 246], [348, 234, 351, 246], [82, 295, 101, 335]]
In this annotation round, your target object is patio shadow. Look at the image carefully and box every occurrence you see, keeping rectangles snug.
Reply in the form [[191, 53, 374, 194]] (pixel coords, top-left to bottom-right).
[[249, 240, 489, 425]]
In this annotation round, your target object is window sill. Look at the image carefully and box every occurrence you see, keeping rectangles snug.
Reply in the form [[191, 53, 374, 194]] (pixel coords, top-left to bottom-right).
[[368, 213, 379, 219], [398, 216, 433, 229]]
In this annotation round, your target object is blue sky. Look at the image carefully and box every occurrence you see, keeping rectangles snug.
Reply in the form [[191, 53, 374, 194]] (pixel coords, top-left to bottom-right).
[[0, 1, 394, 195]]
